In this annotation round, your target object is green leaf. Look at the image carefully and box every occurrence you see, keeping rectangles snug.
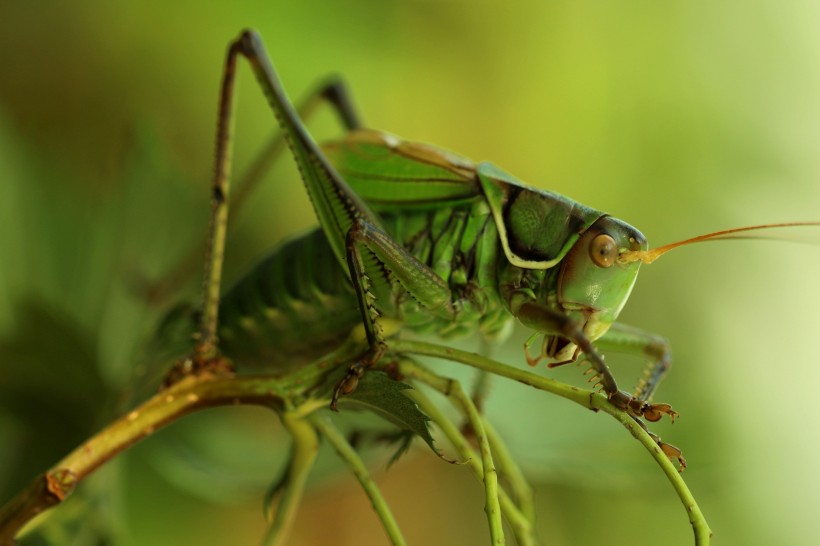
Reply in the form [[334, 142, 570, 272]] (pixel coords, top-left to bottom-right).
[[335, 371, 437, 456]]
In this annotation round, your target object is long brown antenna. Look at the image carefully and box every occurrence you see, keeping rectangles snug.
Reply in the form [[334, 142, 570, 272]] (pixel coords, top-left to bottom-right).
[[619, 221, 820, 265]]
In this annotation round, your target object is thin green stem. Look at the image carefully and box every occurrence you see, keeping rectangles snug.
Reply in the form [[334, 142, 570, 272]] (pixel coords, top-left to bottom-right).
[[483, 420, 536, 527], [400, 362, 504, 544], [399, 362, 535, 546], [391, 339, 711, 545], [309, 413, 408, 546], [470, 369, 492, 413], [590, 397, 712, 545], [392, 339, 589, 405], [262, 412, 320, 546]]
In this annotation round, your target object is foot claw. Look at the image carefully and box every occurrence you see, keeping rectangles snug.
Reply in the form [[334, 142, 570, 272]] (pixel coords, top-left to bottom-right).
[[644, 403, 678, 423], [608, 390, 678, 422], [659, 441, 687, 472], [331, 362, 365, 411], [330, 342, 386, 410], [643, 428, 687, 472]]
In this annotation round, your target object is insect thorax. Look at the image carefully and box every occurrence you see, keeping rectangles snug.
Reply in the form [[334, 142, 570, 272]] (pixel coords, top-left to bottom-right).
[[380, 199, 513, 344]]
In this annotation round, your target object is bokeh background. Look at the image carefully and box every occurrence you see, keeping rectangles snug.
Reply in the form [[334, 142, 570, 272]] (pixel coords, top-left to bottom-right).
[[1, 1, 819, 545]]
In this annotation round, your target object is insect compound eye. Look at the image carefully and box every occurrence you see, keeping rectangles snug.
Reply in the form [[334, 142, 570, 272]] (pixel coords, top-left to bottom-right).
[[589, 233, 617, 268]]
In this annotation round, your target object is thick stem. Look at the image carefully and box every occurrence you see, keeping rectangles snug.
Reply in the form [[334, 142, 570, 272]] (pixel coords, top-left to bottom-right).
[[0, 342, 358, 544], [0, 339, 709, 546], [0, 374, 286, 544]]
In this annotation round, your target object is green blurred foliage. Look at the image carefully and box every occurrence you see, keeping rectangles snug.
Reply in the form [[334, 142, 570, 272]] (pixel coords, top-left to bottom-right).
[[1, 1, 819, 545]]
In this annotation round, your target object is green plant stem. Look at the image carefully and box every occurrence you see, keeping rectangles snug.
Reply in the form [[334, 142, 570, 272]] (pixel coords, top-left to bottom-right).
[[0, 338, 710, 546], [470, 369, 492, 412], [391, 339, 712, 545], [262, 411, 320, 546], [399, 361, 504, 544], [400, 368, 536, 545], [393, 340, 590, 405], [590, 397, 712, 544], [309, 413, 408, 546], [483, 420, 536, 527]]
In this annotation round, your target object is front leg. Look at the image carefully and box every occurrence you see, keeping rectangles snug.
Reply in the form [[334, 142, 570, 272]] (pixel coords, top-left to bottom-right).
[[510, 296, 683, 468], [509, 293, 676, 423]]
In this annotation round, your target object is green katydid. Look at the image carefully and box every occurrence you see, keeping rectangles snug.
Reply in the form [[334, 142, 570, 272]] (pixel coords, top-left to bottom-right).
[[168, 29, 819, 470]]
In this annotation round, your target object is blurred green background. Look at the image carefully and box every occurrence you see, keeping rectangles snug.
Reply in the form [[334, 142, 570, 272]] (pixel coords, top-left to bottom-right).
[[1, 1, 819, 545]]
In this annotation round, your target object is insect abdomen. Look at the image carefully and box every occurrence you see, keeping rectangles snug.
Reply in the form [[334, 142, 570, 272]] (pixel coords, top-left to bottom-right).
[[218, 228, 359, 369], [218, 199, 514, 369]]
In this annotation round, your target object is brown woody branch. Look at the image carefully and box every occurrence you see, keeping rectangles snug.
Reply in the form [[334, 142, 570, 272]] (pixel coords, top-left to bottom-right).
[[0, 373, 292, 545]]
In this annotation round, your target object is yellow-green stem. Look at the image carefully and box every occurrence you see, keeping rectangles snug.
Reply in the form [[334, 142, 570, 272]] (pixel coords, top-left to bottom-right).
[[310, 413, 408, 546], [391, 339, 711, 545], [483, 420, 536, 527], [262, 412, 319, 546], [399, 361, 535, 545]]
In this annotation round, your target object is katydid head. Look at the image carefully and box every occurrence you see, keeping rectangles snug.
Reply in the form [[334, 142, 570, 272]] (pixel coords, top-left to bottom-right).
[[534, 220, 820, 365], [557, 216, 647, 336], [528, 216, 646, 366]]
